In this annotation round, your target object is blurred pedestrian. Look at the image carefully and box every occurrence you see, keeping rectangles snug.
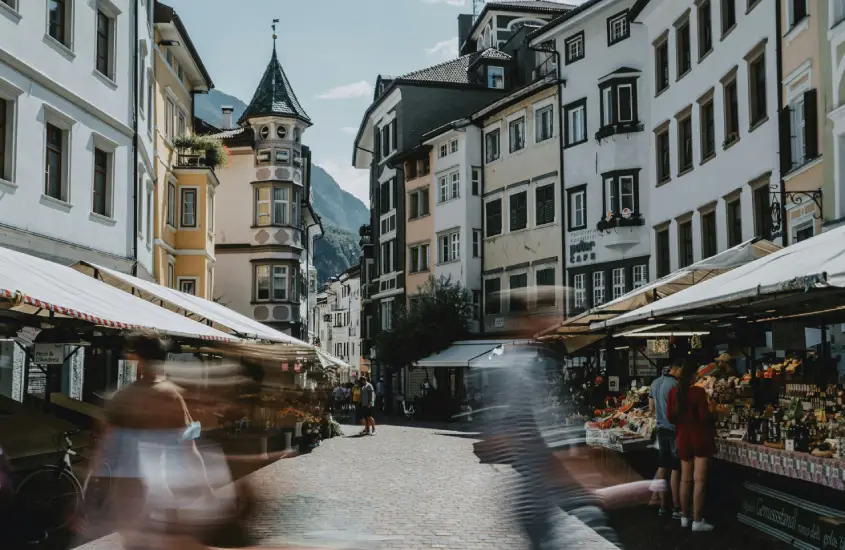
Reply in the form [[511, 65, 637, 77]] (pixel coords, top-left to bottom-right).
[[358, 377, 376, 435], [351, 379, 362, 424], [649, 363, 682, 519]]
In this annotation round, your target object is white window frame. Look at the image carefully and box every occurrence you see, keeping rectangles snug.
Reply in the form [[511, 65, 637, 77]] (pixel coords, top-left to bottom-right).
[[438, 171, 459, 203], [567, 104, 586, 144], [45, 0, 76, 51], [485, 128, 501, 163], [145, 183, 153, 245], [602, 87, 614, 127], [167, 258, 175, 289], [593, 271, 606, 306], [633, 265, 648, 289], [471, 168, 481, 195], [91, 133, 117, 219], [179, 186, 199, 229], [833, 0, 845, 27], [617, 83, 634, 123], [177, 277, 199, 296], [438, 229, 460, 264], [1, 0, 20, 15], [94, 0, 121, 82], [381, 299, 394, 331], [612, 268, 626, 299], [787, 0, 809, 29], [567, 34, 584, 62], [488, 66, 505, 89], [606, 175, 636, 215], [571, 190, 586, 229], [785, 65, 811, 169], [509, 116, 526, 153], [146, 70, 154, 136], [438, 143, 448, 158], [43, 105, 76, 204], [472, 229, 482, 258], [0, 79, 23, 185], [450, 138, 459, 154], [380, 240, 394, 273], [408, 242, 430, 273], [535, 104, 554, 143], [574, 273, 586, 309], [608, 12, 629, 44]]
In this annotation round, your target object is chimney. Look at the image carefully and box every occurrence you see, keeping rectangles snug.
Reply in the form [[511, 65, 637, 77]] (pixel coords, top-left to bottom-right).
[[458, 14, 474, 55], [221, 106, 234, 129]]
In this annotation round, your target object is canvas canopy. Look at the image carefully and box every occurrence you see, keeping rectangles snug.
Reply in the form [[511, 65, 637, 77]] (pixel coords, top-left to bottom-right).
[[416, 340, 531, 368]]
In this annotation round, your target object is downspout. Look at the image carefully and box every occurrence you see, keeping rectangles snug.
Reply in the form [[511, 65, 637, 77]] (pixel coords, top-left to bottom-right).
[[775, 1, 787, 247], [476, 121, 486, 335], [131, 0, 140, 276]]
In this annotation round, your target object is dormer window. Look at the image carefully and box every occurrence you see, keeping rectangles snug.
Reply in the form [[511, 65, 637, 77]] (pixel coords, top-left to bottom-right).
[[276, 125, 287, 139], [488, 66, 505, 89], [259, 125, 270, 140]]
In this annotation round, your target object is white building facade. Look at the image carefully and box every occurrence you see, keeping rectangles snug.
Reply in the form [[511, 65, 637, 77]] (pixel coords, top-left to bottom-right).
[[317, 266, 361, 377], [423, 122, 484, 331], [0, 0, 139, 270], [631, 0, 779, 277], [531, 0, 652, 316]]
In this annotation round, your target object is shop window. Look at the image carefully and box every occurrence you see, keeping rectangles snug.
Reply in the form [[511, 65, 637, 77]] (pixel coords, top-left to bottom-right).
[[573, 273, 586, 309]]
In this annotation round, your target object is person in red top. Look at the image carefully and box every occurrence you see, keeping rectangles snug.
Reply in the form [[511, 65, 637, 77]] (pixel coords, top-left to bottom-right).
[[665, 359, 716, 532]]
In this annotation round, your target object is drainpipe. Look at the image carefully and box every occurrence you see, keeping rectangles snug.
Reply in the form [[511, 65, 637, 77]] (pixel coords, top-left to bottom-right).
[[775, 1, 787, 247], [529, 45, 567, 320], [131, 0, 140, 276], [476, 122, 486, 335]]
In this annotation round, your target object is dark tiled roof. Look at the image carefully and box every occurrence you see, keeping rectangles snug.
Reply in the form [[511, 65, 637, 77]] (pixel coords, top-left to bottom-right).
[[238, 47, 311, 125], [487, 0, 575, 12], [398, 49, 510, 85], [528, 0, 608, 40]]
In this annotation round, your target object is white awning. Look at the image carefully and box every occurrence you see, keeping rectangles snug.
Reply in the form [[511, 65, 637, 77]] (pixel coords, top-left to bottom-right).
[[603, 226, 845, 328], [0, 246, 231, 341], [75, 262, 305, 345], [416, 340, 529, 368]]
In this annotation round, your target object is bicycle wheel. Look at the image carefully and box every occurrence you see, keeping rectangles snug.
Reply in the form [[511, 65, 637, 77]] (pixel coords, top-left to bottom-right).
[[16, 465, 83, 534]]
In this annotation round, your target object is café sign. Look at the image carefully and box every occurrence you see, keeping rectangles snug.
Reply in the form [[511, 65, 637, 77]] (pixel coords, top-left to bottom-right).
[[33, 344, 65, 365]]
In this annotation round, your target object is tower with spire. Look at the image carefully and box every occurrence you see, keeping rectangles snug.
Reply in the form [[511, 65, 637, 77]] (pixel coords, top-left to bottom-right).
[[209, 22, 322, 341]]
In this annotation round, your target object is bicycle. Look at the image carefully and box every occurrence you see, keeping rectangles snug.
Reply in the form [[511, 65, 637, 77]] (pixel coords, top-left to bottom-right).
[[14, 429, 112, 539], [400, 398, 418, 420]]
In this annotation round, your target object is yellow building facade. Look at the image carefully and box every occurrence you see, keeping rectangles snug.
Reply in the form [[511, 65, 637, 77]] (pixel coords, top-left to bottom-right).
[[152, 4, 216, 298]]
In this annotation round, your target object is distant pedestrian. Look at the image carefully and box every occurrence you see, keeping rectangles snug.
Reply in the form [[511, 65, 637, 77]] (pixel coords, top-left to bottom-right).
[[649, 363, 682, 519], [351, 380, 362, 423], [358, 377, 376, 435], [376, 377, 386, 414]]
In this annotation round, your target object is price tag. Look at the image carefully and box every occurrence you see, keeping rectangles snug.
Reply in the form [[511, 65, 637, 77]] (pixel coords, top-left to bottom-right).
[[785, 457, 794, 469], [786, 440, 795, 452], [831, 467, 840, 480]]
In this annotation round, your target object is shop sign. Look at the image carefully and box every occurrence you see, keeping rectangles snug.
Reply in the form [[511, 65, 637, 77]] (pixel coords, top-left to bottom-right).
[[33, 344, 65, 365], [568, 229, 599, 266], [738, 482, 845, 550]]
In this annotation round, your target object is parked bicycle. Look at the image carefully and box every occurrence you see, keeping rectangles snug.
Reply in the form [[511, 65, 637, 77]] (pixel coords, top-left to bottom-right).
[[400, 398, 418, 420]]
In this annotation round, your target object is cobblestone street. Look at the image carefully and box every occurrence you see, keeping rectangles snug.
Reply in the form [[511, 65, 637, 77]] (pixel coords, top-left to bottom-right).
[[78, 422, 617, 550]]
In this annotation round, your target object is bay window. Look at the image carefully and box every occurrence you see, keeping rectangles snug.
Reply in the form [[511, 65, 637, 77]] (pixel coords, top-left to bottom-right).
[[598, 77, 639, 136], [602, 170, 640, 219], [254, 264, 291, 302], [255, 185, 293, 226]]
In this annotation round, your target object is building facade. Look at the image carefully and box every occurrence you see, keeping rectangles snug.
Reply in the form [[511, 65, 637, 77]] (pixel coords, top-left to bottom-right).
[[826, 0, 845, 226], [320, 265, 361, 376], [212, 44, 320, 338], [152, 2, 215, 297], [631, 0, 779, 278], [0, 0, 138, 270], [399, 146, 434, 302]]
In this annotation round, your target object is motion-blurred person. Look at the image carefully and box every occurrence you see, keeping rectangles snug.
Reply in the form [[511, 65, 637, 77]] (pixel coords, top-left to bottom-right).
[[666, 359, 716, 532], [358, 377, 376, 435], [649, 363, 682, 518], [351, 380, 362, 423]]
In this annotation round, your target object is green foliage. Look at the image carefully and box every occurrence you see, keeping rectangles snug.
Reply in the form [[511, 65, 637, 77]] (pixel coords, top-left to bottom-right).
[[173, 134, 228, 169], [373, 275, 474, 369]]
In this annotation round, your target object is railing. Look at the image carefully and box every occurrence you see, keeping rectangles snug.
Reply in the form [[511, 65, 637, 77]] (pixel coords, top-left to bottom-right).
[[176, 152, 214, 169], [533, 56, 557, 81], [331, 303, 345, 312]]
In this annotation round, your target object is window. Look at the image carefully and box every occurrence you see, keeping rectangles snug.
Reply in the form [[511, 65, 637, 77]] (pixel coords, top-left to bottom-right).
[[96, 9, 113, 78], [656, 126, 670, 184], [565, 32, 585, 64], [633, 265, 648, 289], [592, 271, 606, 306], [273, 187, 289, 225], [748, 52, 767, 127], [678, 220, 693, 268], [509, 273, 528, 312], [723, 76, 740, 144], [536, 268, 555, 307], [45, 123, 64, 200], [438, 171, 459, 202], [165, 182, 176, 226], [255, 186, 291, 226], [612, 268, 626, 300], [179, 279, 197, 296], [167, 263, 175, 289], [793, 221, 814, 243], [406, 159, 418, 180], [420, 156, 431, 175], [294, 127, 301, 143], [604, 172, 638, 217], [258, 126, 270, 139], [471, 168, 481, 195], [701, 210, 717, 258], [165, 99, 174, 139], [564, 100, 586, 146], [208, 190, 215, 233], [408, 243, 430, 273], [181, 188, 197, 228], [92, 149, 110, 216], [485, 278, 502, 315], [292, 188, 300, 227], [509, 191, 527, 231], [0, 98, 7, 181], [600, 80, 637, 128], [721, 0, 736, 35], [256, 150, 271, 166], [834, 0, 845, 27], [438, 231, 460, 263], [788, 0, 808, 28], [655, 39, 670, 94], [380, 121, 392, 158], [472, 229, 482, 258], [569, 188, 586, 230], [700, 97, 716, 160], [409, 188, 429, 218], [146, 186, 152, 243], [450, 138, 459, 154], [676, 19, 691, 77], [275, 149, 290, 164], [535, 184, 555, 225], [698, 1, 713, 59], [380, 240, 395, 273], [439, 143, 448, 158], [656, 228, 671, 277], [255, 265, 289, 301], [486, 198, 502, 236], [380, 178, 396, 214], [485, 129, 500, 163], [573, 273, 586, 309], [753, 185, 771, 240], [784, 90, 819, 170], [147, 76, 154, 135], [727, 198, 742, 247], [678, 112, 693, 173], [509, 117, 525, 153], [607, 11, 630, 45], [536, 105, 554, 142], [177, 112, 187, 138], [276, 125, 287, 139], [488, 66, 505, 89], [472, 290, 482, 320], [48, 0, 71, 47]]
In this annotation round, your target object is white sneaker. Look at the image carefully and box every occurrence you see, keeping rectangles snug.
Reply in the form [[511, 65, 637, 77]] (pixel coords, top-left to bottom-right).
[[692, 519, 714, 532], [680, 517, 691, 528]]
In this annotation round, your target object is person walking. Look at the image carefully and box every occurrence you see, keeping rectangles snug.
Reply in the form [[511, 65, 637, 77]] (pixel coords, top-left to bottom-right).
[[358, 377, 377, 435], [649, 363, 682, 519], [666, 359, 717, 532], [351, 380, 362, 424]]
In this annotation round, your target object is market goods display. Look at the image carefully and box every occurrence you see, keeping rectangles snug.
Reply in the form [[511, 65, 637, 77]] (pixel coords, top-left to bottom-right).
[[585, 386, 656, 452]]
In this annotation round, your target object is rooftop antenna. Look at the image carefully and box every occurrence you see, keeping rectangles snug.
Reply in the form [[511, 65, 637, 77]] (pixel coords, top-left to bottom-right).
[[272, 18, 279, 49]]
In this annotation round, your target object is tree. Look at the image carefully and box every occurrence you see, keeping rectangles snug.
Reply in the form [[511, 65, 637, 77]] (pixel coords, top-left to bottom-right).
[[374, 275, 474, 369]]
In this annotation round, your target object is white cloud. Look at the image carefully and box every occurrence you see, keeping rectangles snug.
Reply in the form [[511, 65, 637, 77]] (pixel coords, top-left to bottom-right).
[[341, 126, 359, 135], [425, 37, 459, 60], [316, 159, 370, 206], [421, 0, 466, 5], [316, 81, 373, 100]]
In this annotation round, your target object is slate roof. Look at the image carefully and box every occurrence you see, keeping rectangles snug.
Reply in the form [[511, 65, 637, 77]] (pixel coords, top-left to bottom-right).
[[397, 49, 511, 85], [527, 0, 608, 40], [486, 0, 575, 12], [209, 127, 246, 139], [238, 47, 311, 126]]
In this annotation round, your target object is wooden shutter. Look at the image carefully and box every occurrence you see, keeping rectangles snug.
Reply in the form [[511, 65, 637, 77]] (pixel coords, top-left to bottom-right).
[[803, 89, 819, 160], [778, 106, 792, 175]]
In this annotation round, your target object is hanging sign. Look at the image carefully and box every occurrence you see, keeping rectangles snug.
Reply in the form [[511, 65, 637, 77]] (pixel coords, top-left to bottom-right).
[[33, 344, 65, 365]]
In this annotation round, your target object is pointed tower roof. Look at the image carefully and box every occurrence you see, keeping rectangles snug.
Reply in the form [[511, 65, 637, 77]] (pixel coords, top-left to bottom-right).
[[238, 46, 311, 126]]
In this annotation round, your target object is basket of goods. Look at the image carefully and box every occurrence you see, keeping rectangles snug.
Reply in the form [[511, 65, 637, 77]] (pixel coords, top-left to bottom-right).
[[785, 358, 802, 375]]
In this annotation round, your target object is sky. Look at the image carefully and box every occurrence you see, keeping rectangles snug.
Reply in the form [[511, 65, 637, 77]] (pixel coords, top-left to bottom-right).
[[165, 0, 583, 205]]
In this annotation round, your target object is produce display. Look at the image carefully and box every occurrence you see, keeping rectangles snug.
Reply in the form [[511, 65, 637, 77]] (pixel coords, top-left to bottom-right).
[[585, 386, 656, 452]]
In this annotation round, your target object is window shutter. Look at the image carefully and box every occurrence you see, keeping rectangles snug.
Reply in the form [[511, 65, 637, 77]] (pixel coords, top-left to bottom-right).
[[803, 89, 818, 160], [778, 106, 792, 175]]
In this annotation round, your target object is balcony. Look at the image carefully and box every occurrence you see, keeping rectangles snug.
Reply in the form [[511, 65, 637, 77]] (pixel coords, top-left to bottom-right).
[[533, 56, 557, 81], [594, 121, 645, 142], [331, 303, 345, 312], [173, 135, 227, 171]]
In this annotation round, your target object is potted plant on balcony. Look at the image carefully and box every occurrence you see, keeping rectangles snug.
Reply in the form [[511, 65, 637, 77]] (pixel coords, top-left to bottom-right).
[[173, 135, 229, 169]]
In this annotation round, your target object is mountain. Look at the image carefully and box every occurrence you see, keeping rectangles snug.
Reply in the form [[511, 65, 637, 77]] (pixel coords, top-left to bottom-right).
[[197, 90, 369, 283]]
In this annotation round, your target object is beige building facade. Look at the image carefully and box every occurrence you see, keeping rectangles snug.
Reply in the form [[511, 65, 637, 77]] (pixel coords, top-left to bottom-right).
[[400, 147, 434, 301]]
